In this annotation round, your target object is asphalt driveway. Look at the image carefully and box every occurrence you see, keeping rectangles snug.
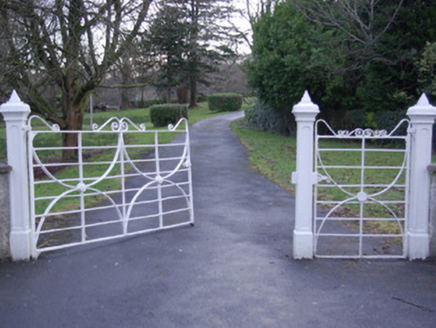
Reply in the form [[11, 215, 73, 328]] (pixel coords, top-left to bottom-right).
[[0, 111, 435, 327]]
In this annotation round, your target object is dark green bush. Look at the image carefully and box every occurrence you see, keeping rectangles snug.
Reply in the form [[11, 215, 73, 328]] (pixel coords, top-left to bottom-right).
[[245, 100, 296, 135], [208, 93, 242, 112], [149, 104, 188, 127], [373, 109, 408, 134]]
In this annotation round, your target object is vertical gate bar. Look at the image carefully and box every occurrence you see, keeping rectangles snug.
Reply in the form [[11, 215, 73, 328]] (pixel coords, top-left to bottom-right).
[[359, 137, 366, 257], [155, 131, 163, 228], [77, 132, 86, 242], [119, 131, 127, 235], [28, 131, 37, 256], [185, 126, 195, 225], [313, 122, 320, 256], [403, 133, 411, 257]]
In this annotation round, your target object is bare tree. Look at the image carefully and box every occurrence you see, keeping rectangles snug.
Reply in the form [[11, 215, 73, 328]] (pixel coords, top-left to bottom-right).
[[0, 0, 152, 160]]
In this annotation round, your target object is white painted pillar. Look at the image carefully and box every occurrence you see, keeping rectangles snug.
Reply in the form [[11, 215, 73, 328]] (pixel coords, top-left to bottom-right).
[[0, 91, 32, 261], [292, 91, 319, 259], [406, 94, 436, 260]]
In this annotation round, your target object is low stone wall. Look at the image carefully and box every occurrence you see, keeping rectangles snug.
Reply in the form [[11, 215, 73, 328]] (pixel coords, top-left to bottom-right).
[[428, 164, 436, 257], [0, 163, 11, 260]]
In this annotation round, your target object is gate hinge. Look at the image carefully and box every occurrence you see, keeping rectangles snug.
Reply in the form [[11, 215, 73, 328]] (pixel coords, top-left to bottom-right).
[[291, 172, 320, 185], [291, 172, 297, 184]]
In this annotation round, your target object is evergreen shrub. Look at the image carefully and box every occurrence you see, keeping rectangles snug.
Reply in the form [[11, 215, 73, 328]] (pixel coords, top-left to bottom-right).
[[245, 100, 295, 135], [149, 104, 188, 127], [208, 93, 242, 112]]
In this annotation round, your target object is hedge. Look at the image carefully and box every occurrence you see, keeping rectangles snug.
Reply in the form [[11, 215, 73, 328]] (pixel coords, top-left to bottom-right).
[[149, 104, 188, 127], [208, 93, 242, 112]]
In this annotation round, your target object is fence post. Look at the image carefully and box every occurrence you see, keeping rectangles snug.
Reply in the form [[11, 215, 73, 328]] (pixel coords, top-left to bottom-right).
[[406, 94, 436, 260], [0, 91, 32, 261], [292, 91, 319, 259]]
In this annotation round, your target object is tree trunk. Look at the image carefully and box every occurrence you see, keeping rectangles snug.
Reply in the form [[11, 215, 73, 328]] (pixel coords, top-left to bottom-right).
[[177, 87, 189, 104], [166, 86, 172, 103], [189, 76, 198, 108], [62, 100, 83, 161], [120, 88, 132, 109]]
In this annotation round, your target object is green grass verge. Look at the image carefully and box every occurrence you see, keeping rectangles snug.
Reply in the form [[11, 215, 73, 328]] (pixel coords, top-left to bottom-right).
[[232, 119, 296, 192]]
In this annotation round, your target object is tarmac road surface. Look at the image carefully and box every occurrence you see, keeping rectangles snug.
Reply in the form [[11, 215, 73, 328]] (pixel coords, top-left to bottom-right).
[[1, 111, 435, 327]]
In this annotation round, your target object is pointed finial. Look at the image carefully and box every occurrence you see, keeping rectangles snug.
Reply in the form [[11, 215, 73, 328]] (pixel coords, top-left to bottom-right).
[[417, 93, 431, 107], [408, 93, 436, 111], [9, 90, 22, 104], [300, 90, 312, 104]]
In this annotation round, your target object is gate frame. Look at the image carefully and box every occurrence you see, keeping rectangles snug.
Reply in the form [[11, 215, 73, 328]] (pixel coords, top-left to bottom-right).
[[313, 118, 410, 259], [292, 91, 436, 260], [0, 91, 194, 261]]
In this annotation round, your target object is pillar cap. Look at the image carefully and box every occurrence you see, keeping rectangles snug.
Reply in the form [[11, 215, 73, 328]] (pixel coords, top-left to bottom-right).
[[292, 91, 320, 114], [0, 90, 31, 114], [407, 94, 436, 118]]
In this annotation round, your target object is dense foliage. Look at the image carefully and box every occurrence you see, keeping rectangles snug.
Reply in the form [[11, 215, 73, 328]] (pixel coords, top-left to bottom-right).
[[245, 0, 436, 133], [208, 93, 242, 112], [149, 104, 188, 127]]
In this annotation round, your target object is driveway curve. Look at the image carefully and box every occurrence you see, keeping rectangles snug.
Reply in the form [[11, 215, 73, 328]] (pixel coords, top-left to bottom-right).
[[1, 111, 436, 327]]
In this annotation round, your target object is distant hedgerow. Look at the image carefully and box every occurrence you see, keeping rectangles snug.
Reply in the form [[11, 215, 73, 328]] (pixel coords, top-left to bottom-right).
[[208, 93, 242, 112]]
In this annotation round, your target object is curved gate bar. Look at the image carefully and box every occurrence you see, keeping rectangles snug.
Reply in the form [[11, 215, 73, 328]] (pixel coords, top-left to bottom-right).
[[124, 178, 192, 232], [315, 195, 358, 236], [34, 186, 125, 248]]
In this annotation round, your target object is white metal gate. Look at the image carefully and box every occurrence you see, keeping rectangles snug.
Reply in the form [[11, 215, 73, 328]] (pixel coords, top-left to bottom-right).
[[27, 116, 194, 254], [314, 119, 410, 258]]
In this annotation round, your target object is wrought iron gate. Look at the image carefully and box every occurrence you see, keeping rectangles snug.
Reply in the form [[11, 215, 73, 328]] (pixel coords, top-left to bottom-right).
[[314, 119, 410, 258], [27, 116, 194, 255]]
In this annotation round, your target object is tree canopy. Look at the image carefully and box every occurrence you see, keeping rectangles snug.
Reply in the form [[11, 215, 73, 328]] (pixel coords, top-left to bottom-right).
[[246, 0, 436, 122]]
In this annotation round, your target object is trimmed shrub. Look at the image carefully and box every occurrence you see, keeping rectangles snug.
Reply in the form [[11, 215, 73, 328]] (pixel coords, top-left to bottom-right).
[[208, 93, 242, 112], [149, 104, 188, 127]]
